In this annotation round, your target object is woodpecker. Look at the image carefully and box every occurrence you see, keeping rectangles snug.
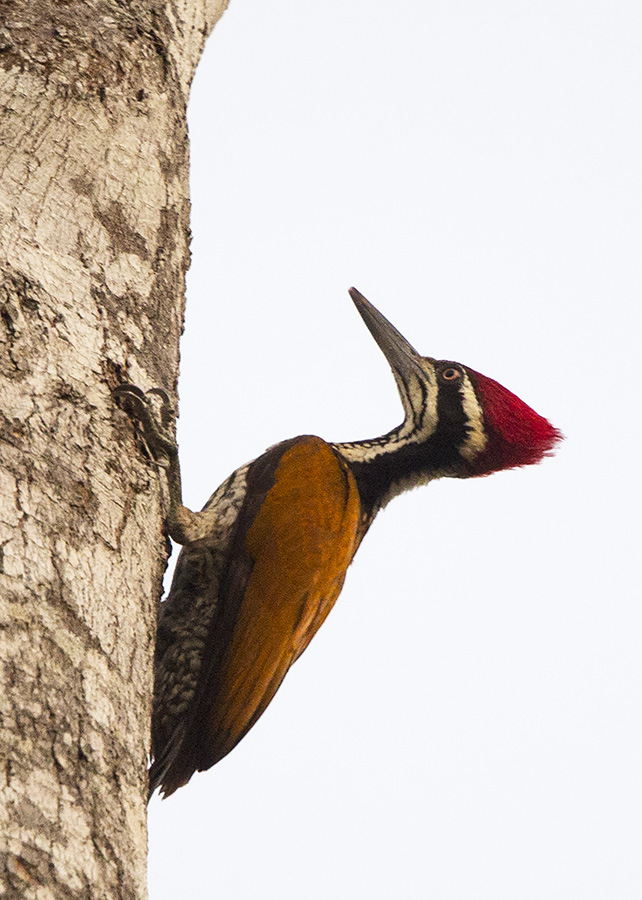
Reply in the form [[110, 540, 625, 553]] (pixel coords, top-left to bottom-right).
[[115, 288, 561, 799]]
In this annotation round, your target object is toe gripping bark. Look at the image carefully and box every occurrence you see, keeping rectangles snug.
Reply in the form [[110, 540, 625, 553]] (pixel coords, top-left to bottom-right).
[[113, 384, 202, 546]]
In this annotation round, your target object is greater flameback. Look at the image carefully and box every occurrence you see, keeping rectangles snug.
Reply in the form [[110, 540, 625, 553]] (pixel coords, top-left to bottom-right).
[[115, 288, 561, 798]]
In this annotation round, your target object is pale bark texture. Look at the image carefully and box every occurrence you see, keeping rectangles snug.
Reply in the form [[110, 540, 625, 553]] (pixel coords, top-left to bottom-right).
[[0, 1, 228, 897]]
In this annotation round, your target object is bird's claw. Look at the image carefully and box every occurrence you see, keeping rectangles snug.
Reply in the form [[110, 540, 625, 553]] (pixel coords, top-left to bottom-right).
[[114, 383, 177, 466]]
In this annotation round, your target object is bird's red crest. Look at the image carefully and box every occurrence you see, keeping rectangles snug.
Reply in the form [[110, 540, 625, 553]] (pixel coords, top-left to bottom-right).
[[467, 369, 562, 475]]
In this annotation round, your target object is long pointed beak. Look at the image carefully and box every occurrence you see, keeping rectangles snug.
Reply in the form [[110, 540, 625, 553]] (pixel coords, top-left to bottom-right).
[[348, 287, 423, 377]]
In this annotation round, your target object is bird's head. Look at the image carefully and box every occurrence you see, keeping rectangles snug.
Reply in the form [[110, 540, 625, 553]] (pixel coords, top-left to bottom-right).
[[348, 288, 561, 482]]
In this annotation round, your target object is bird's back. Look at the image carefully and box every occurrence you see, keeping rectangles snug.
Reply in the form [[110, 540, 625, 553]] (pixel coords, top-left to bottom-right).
[[150, 436, 362, 797]]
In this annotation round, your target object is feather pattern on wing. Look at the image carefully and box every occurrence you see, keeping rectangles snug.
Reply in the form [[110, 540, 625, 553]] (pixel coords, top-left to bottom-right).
[[151, 436, 361, 797]]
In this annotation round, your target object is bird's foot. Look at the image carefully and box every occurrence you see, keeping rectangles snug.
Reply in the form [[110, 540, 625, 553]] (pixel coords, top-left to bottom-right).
[[113, 384, 177, 467], [114, 384, 204, 545]]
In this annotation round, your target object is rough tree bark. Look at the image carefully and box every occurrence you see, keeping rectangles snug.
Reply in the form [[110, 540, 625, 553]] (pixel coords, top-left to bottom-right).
[[0, 2, 228, 897]]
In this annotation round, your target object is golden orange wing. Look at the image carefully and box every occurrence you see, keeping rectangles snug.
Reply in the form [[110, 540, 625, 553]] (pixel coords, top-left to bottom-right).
[[161, 435, 361, 793]]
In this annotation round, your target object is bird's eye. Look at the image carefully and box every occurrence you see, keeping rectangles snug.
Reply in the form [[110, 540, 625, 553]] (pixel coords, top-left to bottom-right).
[[441, 367, 461, 381]]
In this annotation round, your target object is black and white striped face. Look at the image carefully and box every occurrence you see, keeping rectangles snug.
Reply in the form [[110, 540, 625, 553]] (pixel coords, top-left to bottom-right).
[[341, 290, 487, 469], [338, 289, 561, 512]]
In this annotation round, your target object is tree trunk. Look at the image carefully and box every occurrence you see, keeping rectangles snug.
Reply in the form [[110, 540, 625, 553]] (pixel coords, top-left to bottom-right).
[[0, 2, 228, 896]]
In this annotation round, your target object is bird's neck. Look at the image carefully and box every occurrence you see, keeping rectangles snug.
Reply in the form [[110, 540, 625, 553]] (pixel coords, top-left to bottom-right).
[[333, 427, 445, 519]]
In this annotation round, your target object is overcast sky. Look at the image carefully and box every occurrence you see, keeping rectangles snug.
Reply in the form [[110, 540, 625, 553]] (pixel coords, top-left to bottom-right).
[[148, 3, 641, 898]]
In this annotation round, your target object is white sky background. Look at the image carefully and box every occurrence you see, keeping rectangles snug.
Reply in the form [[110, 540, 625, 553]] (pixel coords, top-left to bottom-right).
[[148, 2, 641, 898]]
